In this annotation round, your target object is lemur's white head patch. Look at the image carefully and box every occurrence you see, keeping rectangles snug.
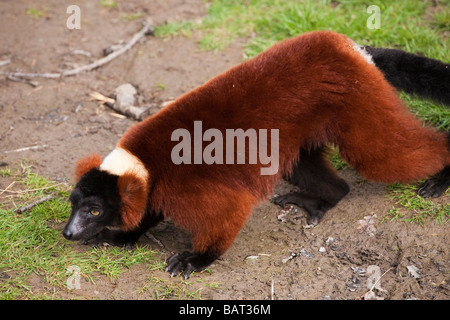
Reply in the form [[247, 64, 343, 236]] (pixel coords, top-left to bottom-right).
[[100, 148, 149, 182]]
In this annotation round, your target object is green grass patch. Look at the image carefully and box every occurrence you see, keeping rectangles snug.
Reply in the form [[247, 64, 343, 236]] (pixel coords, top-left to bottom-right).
[[433, 8, 450, 31], [154, 21, 197, 39], [25, 7, 46, 19], [156, 0, 449, 59], [139, 275, 203, 300], [399, 93, 450, 131], [384, 184, 450, 226], [119, 12, 143, 22], [99, 0, 117, 9]]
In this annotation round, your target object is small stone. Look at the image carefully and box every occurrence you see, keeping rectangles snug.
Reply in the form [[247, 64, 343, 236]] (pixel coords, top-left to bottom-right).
[[325, 237, 334, 245], [299, 249, 315, 258]]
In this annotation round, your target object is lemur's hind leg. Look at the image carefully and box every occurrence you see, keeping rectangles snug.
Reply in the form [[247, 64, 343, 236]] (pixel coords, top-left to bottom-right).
[[274, 147, 349, 225]]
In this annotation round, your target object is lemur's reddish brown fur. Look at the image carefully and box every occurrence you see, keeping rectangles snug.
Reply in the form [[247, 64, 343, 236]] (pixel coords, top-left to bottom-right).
[[76, 31, 450, 262], [74, 154, 101, 182]]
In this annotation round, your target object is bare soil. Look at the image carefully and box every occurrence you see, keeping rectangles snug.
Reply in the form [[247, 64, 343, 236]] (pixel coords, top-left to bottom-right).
[[0, 0, 448, 300]]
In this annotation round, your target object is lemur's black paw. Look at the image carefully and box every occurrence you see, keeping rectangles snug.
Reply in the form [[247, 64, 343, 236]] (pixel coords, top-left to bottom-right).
[[165, 251, 210, 279], [273, 193, 323, 226], [418, 166, 450, 198], [272, 194, 294, 208], [418, 178, 449, 198]]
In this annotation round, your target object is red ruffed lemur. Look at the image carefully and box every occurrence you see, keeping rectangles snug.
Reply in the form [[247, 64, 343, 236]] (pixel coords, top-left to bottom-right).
[[63, 31, 450, 279]]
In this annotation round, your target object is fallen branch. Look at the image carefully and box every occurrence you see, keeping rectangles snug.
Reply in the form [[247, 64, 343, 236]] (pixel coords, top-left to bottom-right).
[[0, 59, 11, 67], [90, 85, 173, 121], [0, 182, 68, 195], [0, 19, 153, 79], [89, 91, 115, 106], [0, 181, 16, 196], [2, 144, 48, 154], [15, 194, 55, 214], [7, 75, 39, 87]]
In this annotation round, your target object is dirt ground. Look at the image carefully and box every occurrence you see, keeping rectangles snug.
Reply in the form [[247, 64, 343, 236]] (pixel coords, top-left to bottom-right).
[[0, 0, 448, 300]]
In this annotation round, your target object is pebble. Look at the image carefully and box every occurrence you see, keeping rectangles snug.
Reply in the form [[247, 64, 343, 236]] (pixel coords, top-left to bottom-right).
[[299, 249, 315, 258]]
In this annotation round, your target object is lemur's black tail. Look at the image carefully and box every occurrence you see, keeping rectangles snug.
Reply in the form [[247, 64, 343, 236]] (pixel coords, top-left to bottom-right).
[[364, 46, 450, 107]]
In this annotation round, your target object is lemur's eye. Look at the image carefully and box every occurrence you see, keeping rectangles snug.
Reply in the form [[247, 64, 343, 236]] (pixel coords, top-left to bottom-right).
[[90, 210, 100, 216]]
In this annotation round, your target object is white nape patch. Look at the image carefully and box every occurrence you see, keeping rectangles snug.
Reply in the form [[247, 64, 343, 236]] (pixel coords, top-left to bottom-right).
[[352, 43, 374, 65], [100, 148, 149, 182]]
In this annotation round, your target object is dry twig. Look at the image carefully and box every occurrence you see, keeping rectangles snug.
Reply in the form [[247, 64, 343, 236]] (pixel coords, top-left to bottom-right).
[[0, 182, 67, 195], [3, 144, 48, 154], [0, 19, 153, 79], [0, 181, 16, 196], [15, 194, 55, 214], [90, 91, 115, 106]]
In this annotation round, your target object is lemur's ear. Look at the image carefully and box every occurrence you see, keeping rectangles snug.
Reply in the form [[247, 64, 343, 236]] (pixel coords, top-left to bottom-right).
[[74, 154, 102, 182], [117, 172, 148, 231]]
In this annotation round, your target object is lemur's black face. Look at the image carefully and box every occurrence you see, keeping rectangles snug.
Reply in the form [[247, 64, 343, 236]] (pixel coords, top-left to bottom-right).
[[63, 169, 121, 242]]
